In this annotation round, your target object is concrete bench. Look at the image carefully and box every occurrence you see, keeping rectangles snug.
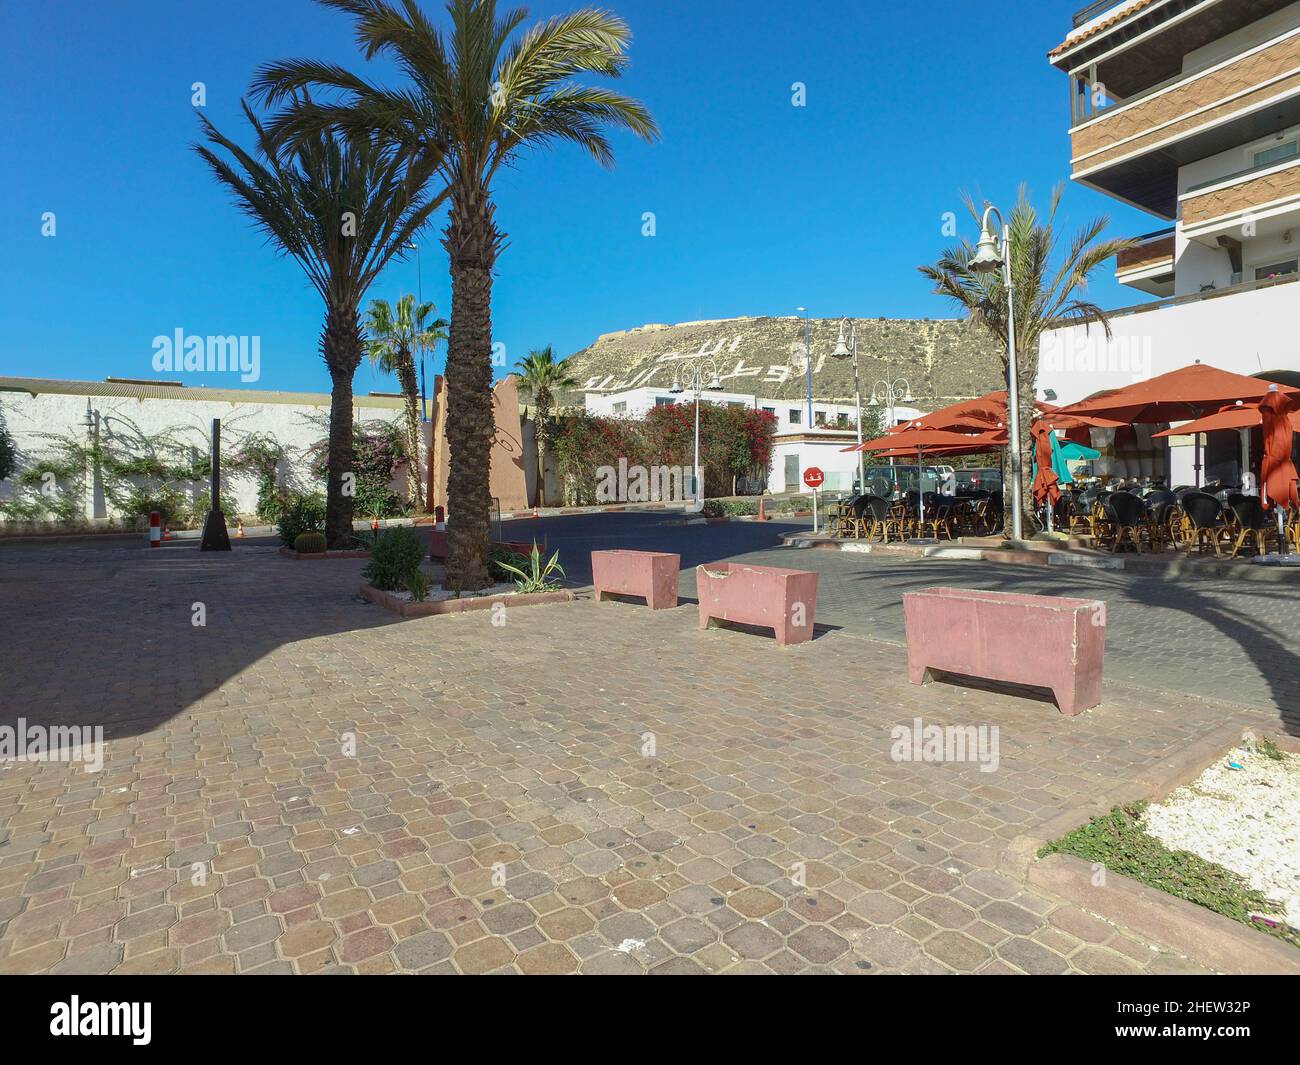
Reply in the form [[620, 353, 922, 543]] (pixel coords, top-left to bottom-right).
[[903, 588, 1106, 715], [696, 563, 819, 646], [592, 550, 680, 610]]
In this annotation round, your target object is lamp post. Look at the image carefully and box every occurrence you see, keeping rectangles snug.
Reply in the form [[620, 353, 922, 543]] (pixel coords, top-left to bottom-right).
[[405, 241, 428, 422], [831, 319, 865, 491], [668, 356, 723, 507], [969, 203, 1024, 542], [867, 378, 913, 469], [797, 307, 813, 429]]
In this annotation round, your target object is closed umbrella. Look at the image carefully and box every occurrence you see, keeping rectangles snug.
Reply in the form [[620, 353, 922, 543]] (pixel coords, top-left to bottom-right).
[[1260, 386, 1299, 556], [1030, 421, 1061, 531]]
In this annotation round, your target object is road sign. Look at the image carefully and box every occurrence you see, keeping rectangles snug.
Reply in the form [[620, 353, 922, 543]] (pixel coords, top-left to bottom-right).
[[803, 467, 825, 489]]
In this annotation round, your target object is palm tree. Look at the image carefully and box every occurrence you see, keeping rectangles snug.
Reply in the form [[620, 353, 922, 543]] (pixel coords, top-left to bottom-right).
[[515, 345, 575, 507], [919, 184, 1134, 533], [251, 0, 658, 590], [195, 103, 445, 548], [365, 293, 448, 511]]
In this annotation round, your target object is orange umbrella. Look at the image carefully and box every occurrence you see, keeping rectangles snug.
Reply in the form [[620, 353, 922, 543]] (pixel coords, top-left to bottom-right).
[[1053, 363, 1300, 424], [1261, 388, 1299, 511], [846, 428, 1006, 453], [1030, 421, 1061, 507], [1151, 402, 1300, 437]]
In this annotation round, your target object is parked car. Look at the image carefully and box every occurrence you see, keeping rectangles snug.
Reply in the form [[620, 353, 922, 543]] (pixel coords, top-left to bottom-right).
[[955, 467, 1003, 495], [862, 464, 956, 500]]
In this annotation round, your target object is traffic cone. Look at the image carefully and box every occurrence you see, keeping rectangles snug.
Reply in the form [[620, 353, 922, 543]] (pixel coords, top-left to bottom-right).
[[236, 520, 245, 538], [757, 496, 768, 522]]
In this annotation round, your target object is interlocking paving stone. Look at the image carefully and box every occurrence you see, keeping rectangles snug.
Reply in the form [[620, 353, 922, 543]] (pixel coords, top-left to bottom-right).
[[0, 532, 1281, 974]]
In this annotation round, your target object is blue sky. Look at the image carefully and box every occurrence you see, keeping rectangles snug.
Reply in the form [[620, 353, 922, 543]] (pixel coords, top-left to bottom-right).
[[0, 0, 1156, 395]]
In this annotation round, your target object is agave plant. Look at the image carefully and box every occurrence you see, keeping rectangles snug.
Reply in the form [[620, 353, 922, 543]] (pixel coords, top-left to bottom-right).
[[494, 541, 565, 593]]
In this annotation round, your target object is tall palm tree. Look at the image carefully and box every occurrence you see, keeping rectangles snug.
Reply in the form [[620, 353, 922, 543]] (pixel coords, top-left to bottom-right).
[[365, 293, 448, 511], [195, 102, 445, 547], [252, 0, 658, 590], [919, 184, 1134, 533], [514, 345, 575, 507]]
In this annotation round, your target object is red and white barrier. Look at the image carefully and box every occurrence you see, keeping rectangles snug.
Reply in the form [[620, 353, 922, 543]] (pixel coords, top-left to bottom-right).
[[149, 511, 161, 548]]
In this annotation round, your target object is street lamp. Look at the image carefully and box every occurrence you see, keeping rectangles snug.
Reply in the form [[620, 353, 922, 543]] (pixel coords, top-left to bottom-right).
[[969, 202, 1024, 542], [831, 319, 866, 491], [867, 377, 913, 468], [405, 241, 428, 422], [797, 307, 813, 429], [669, 357, 723, 506]]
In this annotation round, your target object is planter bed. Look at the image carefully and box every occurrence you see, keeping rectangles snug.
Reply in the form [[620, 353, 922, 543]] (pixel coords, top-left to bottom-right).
[[279, 547, 372, 560], [360, 582, 575, 618]]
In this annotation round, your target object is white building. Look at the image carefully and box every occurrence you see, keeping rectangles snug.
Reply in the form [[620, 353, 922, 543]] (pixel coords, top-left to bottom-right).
[[584, 385, 923, 494], [1041, 0, 1300, 486]]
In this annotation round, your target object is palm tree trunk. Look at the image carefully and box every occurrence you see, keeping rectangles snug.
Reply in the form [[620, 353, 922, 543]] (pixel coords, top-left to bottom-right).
[[395, 352, 425, 512], [535, 396, 551, 508], [442, 191, 497, 591], [323, 305, 363, 550]]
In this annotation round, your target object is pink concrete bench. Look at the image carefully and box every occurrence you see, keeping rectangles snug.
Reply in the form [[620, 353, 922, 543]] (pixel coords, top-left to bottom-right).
[[696, 563, 819, 646], [903, 588, 1106, 715], [591, 550, 680, 610]]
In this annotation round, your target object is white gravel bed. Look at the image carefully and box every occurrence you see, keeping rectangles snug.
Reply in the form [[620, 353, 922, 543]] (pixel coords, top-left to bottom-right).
[[388, 580, 519, 603], [1142, 742, 1300, 928]]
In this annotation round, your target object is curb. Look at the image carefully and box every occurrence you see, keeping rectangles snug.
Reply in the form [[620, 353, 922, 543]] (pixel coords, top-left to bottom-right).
[[999, 722, 1300, 973], [280, 547, 371, 560], [359, 583, 576, 618]]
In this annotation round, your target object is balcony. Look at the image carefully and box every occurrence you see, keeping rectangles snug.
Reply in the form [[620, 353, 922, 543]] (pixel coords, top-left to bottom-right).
[[1180, 156, 1300, 243], [1053, 1, 1300, 216], [1115, 227, 1176, 295]]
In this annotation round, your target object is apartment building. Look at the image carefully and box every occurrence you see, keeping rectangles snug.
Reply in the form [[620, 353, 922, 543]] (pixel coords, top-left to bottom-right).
[[1041, 0, 1300, 484]]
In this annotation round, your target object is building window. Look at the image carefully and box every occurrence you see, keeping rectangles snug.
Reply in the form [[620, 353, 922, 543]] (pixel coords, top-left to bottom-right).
[[1254, 260, 1298, 281], [654, 396, 674, 406], [813, 410, 827, 427], [788, 409, 801, 425], [612, 401, 627, 414], [761, 406, 775, 416], [1253, 140, 1299, 168]]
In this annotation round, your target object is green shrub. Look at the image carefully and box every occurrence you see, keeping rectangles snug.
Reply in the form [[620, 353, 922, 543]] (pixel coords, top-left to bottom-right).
[[404, 567, 432, 602], [362, 526, 426, 591], [277, 493, 326, 547], [294, 531, 327, 555], [703, 498, 758, 517], [487, 543, 528, 582], [121, 484, 186, 527]]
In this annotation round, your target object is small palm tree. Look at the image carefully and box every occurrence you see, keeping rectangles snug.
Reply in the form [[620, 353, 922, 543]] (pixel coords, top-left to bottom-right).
[[365, 293, 448, 512], [252, 0, 658, 589], [195, 103, 445, 547], [919, 184, 1134, 533], [515, 345, 576, 507]]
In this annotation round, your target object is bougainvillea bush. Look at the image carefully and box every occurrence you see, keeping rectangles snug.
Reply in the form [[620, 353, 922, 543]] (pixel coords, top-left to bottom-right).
[[551, 404, 776, 504], [309, 419, 408, 519]]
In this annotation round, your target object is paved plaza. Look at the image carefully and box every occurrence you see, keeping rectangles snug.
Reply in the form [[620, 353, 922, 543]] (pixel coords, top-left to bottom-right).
[[0, 516, 1294, 974]]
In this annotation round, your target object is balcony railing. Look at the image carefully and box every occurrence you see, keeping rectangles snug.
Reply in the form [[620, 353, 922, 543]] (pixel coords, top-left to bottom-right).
[[1115, 227, 1175, 272], [1093, 272, 1298, 321], [1073, 0, 1128, 29]]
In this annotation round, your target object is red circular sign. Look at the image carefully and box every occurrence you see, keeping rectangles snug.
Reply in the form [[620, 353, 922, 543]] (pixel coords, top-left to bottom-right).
[[803, 467, 825, 489]]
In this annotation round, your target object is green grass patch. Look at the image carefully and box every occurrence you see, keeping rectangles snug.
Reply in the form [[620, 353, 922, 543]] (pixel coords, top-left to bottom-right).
[[1039, 802, 1297, 949]]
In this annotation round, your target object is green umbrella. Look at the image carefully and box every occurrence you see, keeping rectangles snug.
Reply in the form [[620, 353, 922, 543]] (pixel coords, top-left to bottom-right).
[[1033, 436, 1099, 487]]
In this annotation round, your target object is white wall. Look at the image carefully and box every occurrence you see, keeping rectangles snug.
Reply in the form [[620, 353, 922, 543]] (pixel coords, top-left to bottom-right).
[[1038, 279, 1300, 484], [0, 387, 409, 524], [770, 435, 863, 494]]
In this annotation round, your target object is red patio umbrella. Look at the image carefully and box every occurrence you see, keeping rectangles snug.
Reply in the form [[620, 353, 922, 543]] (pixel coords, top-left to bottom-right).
[[1151, 402, 1300, 437], [1030, 421, 1061, 509], [1261, 387, 1299, 512]]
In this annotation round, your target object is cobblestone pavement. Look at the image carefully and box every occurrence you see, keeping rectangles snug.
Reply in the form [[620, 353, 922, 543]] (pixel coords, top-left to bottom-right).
[[0, 536, 1284, 974], [493, 512, 1300, 731]]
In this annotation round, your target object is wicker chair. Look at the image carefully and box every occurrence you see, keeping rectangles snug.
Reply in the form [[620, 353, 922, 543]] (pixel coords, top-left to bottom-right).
[[1181, 491, 1227, 556]]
